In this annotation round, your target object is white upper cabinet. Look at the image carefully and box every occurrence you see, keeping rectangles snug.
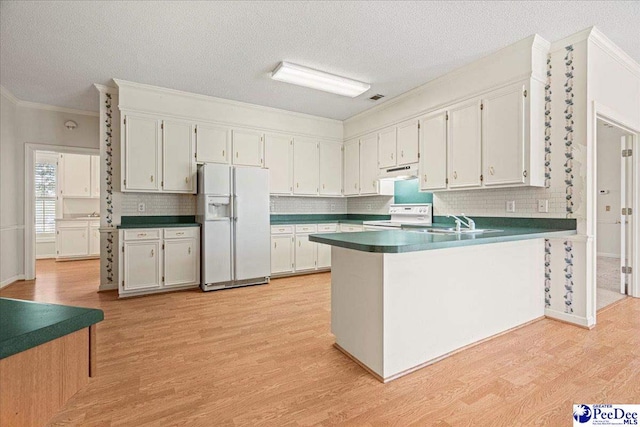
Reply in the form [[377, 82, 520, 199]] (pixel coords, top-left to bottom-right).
[[123, 114, 161, 191], [293, 137, 319, 195], [359, 134, 379, 195], [319, 142, 342, 196], [448, 100, 482, 189], [232, 129, 263, 167], [90, 155, 100, 198], [396, 119, 419, 165], [419, 112, 448, 191], [265, 133, 293, 195], [378, 127, 397, 169], [60, 153, 91, 198], [482, 85, 526, 186], [162, 120, 196, 193], [343, 140, 360, 196], [196, 124, 230, 164]]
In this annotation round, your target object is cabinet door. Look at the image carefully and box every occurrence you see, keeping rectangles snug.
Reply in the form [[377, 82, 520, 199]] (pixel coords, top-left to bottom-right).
[[448, 100, 482, 188], [295, 234, 316, 271], [271, 235, 294, 274], [397, 119, 420, 165], [196, 124, 230, 164], [359, 134, 379, 195], [163, 120, 195, 193], [343, 141, 360, 196], [419, 112, 448, 191], [124, 115, 160, 191], [89, 225, 100, 256], [164, 238, 198, 287], [293, 137, 319, 195], [90, 155, 100, 198], [123, 241, 161, 291], [378, 127, 397, 169], [56, 226, 89, 257], [317, 243, 331, 269], [319, 142, 342, 196], [232, 129, 263, 167], [482, 86, 526, 186], [265, 134, 293, 194], [60, 154, 91, 198]]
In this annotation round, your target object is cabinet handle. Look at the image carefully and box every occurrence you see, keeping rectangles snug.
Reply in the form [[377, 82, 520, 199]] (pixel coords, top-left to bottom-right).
[[354, 183, 357, 189], [298, 240, 301, 247], [236, 152, 239, 158], [424, 174, 427, 182], [296, 183, 299, 188], [401, 150, 404, 157], [274, 241, 277, 249], [150, 175, 154, 182], [188, 246, 191, 254], [222, 150, 225, 157], [391, 153, 394, 159], [176, 232, 184, 236], [489, 166, 495, 176], [151, 249, 155, 257], [373, 180, 376, 187], [453, 171, 458, 179], [185, 177, 189, 183], [137, 233, 147, 237], [322, 184, 325, 189]]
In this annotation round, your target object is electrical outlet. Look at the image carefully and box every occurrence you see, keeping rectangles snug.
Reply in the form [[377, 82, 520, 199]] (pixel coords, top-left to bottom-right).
[[366, 204, 372, 211], [270, 200, 276, 212], [606, 205, 611, 212], [537, 199, 549, 213], [138, 203, 145, 213], [506, 201, 516, 213], [330, 204, 336, 212]]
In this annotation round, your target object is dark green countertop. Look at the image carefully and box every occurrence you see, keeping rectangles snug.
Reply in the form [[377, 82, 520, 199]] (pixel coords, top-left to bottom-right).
[[271, 219, 367, 225], [309, 227, 577, 253], [270, 214, 390, 225], [0, 298, 104, 360], [117, 215, 200, 229]]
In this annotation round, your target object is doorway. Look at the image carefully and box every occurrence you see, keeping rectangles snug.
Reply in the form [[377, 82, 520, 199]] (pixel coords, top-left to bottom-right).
[[595, 119, 634, 310]]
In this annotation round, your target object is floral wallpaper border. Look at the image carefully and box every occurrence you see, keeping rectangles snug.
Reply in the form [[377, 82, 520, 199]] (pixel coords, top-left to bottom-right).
[[544, 239, 552, 308], [563, 240, 574, 314], [104, 93, 114, 283], [544, 54, 552, 188], [563, 45, 575, 217]]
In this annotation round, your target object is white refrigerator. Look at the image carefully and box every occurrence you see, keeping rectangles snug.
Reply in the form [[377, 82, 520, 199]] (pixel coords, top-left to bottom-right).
[[197, 163, 270, 291]]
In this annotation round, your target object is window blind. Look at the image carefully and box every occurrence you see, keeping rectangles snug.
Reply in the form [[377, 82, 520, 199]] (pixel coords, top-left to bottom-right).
[[35, 161, 57, 234]]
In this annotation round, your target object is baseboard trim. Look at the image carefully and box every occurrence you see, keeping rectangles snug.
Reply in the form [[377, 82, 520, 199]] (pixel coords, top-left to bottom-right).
[[98, 283, 118, 292], [0, 275, 25, 289], [545, 308, 594, 329]]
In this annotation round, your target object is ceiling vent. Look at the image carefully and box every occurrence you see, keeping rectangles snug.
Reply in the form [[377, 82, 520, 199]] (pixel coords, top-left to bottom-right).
[[369, 94, 385, 101]]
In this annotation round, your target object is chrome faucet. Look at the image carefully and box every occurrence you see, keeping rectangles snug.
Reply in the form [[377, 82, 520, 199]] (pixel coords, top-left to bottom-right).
[[447, 213, 475, 232]]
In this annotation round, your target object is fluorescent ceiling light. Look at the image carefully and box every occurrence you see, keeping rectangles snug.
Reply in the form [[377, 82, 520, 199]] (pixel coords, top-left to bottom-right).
[[271, 62, 370, 98]]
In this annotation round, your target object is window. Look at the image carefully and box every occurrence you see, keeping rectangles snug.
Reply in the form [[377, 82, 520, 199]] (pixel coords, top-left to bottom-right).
[[35, 153, 58, 235]]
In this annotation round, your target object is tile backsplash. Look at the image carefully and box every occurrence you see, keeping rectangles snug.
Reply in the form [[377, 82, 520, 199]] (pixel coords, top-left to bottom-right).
[[433, 186, 567, 218], [270, 196, 347, 214], [121, 193, 196, 216], [347, 195, 394, 215]]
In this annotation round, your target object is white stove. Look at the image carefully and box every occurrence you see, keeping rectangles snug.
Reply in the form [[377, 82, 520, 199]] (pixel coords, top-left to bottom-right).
[[363, 203, 432, 230]]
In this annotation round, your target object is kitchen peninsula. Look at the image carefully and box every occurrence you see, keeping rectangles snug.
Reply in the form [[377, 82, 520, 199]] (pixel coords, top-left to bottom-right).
[[310, 225, 576, 382]]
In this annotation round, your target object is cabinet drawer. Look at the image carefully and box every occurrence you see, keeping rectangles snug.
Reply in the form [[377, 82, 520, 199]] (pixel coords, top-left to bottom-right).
[[123, 229, 161, 241], [164, 228, 199, 239], [317, 224, 338, 232], [340, 224, 363, 232], [295, 224, 317, 233], [271, 225, 294, 235]]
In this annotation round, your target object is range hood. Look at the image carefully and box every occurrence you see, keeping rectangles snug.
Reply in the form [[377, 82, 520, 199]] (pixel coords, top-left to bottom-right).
[[379, 163, 419, 180]]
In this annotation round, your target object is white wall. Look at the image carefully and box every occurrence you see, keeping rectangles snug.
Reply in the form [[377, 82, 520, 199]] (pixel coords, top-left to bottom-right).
[[596, 125, 623, 257]]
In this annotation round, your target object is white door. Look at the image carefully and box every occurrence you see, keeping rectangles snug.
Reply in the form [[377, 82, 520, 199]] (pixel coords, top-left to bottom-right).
[[60, 154, 91, 198], [265, 134, 293, 195], [397, 119, 419, 165], [124, 115, 161, 191], [482, 85, 525, 186], [271, 235, 294, 274], [343, 141, 360, 196], [448, 100, 482, 188], [317, 243, 331, 269], [89, 224, 100, 256], [163, 120, 195, 193], [56, 226, 89, 257], [295, 234, 316, 271], [123, 241, 162, 291], [196, 124, 230, 164], [234, 167, 270, 281], [90, 155, 100, 198], [319, 142, 342, 196], [419, 112, 448, 191], [164, 238, 198, 287], [293, 137, 319, 195], [232, 129, 263, 167], [359, 134, 379, 195], [378, 127, 397, 169]]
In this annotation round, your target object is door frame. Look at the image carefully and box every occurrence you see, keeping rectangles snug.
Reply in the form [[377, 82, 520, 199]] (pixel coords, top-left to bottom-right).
[[590, 102, 640, 319], [24, 143, 99, 280]]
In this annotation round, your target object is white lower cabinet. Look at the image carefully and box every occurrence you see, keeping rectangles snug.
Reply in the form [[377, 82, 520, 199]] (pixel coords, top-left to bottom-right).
[[271, 234, 294, 274], [295, 233, 317, 271], [89, 223, 100, 256], [316, 223, 337, 269], [119, 227, 200, 297], [56, 220, 100, 260], [271, 223, 340, 276]]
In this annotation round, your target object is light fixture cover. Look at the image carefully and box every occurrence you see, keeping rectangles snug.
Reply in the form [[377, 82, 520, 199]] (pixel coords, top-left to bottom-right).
[[271, 62, 370, 98]]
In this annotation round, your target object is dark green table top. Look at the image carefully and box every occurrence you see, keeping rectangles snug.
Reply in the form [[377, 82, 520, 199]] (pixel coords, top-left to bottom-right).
[[0, 298, 104, 360], [309, 227, 577, 253]]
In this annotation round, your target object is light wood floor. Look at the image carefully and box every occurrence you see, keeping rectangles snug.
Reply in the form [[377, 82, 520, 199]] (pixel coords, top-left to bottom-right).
[[2, 259, 639, 426]]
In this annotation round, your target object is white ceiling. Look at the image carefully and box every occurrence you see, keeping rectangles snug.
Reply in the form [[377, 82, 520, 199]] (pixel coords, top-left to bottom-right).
[[1, 1, 639, 120]]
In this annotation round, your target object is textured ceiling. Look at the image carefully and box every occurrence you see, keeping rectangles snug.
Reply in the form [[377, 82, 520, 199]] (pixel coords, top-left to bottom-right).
[[1, 1, 639, 120]]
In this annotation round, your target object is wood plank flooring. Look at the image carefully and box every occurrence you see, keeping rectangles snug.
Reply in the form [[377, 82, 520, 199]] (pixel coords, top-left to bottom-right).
[[1, 259, 639, 426]]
